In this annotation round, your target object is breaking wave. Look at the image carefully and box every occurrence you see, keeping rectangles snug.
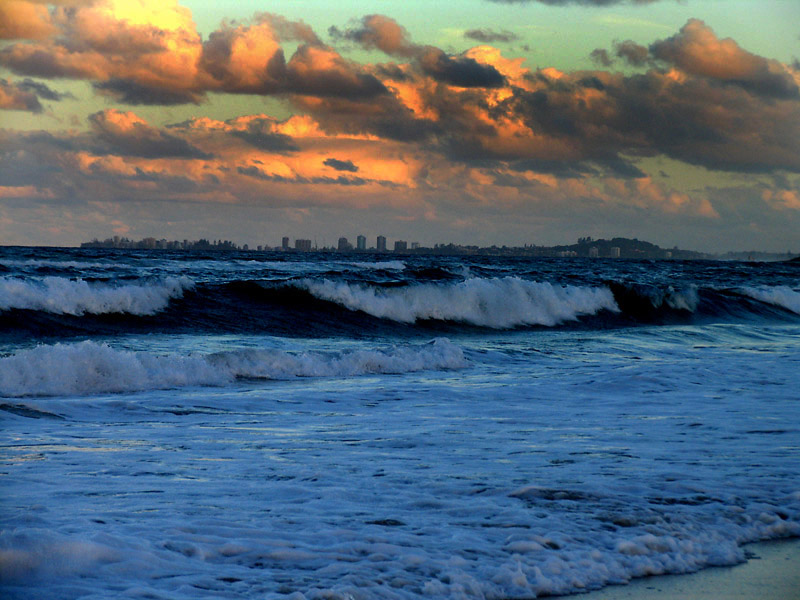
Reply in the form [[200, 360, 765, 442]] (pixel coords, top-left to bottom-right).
[[0, 339, 467, 397], [740, 285, 800, 315], [0, 276, 193, 316], [298, 277, 619, 328]]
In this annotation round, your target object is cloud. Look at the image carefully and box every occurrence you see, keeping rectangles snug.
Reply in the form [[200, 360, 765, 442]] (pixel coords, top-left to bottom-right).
[[0, 0, 56, 40], [1, 7, 799, 250], [590, 48, 612, 67], [331, 14, 416, 57], [464, 29, 519, 44], [198, 17, 286, 95], [0, 3, 391, 104], [419, 48, 506, 88], [336, 15, 506, 88], [227, 117, 300, 153], [324, 158, 359, 172], [88, 110, 212, 159], [615, 40, 649, 66], [0, 78, 42, 112], [237, 164, 368, 187], [650, 19, 798, 98], [93, 79, 203, 105], [285, 44, 388, 98], [0, 77, 73, 112], [0, 0, 203, 98]]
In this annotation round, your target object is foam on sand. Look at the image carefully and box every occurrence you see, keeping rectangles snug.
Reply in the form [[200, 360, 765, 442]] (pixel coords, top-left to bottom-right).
[[576, 539, 800, 600]]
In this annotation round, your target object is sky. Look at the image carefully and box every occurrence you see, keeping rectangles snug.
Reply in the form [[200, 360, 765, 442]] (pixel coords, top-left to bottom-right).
[[0, 0, 799, 252]]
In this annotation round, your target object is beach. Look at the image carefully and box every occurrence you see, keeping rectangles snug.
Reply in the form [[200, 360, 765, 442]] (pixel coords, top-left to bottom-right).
[[577, 539, 800, 599]]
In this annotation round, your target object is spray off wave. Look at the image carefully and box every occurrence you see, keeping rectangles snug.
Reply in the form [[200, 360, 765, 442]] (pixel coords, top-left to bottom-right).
[[0, 276, 193, 316], [0, 339, 466, 397], [299, 277, 619, 328]]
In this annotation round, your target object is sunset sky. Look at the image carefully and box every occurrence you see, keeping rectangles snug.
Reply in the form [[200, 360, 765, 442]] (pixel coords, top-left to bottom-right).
[[1, 0, 798, 251]]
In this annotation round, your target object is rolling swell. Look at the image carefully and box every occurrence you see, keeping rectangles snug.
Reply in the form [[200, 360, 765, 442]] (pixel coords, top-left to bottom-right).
[[0, 338, 466, 397], [606, 282, 800, 324], [2, 274, 798, 342]]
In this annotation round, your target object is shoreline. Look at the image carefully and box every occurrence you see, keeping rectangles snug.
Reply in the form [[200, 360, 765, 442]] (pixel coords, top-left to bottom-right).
[[572, 538, 800, 599]]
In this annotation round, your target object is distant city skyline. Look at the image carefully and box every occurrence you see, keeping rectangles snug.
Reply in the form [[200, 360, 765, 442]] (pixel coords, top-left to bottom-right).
[[1, 1, 798, 252], [79, 233, 798, 261]]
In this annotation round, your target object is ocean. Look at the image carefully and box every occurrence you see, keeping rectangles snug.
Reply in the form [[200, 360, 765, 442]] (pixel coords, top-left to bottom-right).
[[1, 246, 798, 599]]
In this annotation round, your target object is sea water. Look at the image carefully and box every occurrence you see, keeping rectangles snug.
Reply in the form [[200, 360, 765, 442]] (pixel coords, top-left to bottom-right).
[[1, 247, 798, 599]]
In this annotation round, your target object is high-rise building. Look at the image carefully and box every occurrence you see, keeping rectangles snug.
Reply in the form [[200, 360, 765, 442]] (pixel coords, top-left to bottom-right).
[[377, 235, 387, 252], [295, 239, 312, 251], [282, 236, 290, 250], [394, 240, 407, 252], [356, 235, 366, 251], [338, 237, 352, 251]]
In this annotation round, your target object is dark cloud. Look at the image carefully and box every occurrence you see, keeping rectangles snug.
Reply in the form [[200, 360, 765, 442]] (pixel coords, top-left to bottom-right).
[[238, 165, 367, 186], [649, 19, 798, 99], [0, 78, 71, 113], [615, 41, 649, 66], [285, 45, 389, 99], [89, 110, 213, 159], [0, 78, 42, 112], [464, 29, 519, 44], [255, 12, 322, 45], [590, 48, 612, 67], [501, 68, 800, 174], [231, 131, 299, 153], [17, 78, 72, 101], [324, 158, 359, 172], [509, 158, 598, 178], [420, 49, 506, 88], [338, 16, 506, 88], [330, 15, 415, 57], [94, 79, 203, 105]]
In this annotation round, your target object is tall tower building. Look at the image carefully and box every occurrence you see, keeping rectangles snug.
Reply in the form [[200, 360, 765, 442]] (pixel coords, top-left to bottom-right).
[[357, 235, 366, 251], [377, 235, 387, 252]]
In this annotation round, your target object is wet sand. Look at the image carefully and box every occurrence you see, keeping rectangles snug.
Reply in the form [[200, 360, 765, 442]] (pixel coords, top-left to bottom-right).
[[575, 538, 800, 599]]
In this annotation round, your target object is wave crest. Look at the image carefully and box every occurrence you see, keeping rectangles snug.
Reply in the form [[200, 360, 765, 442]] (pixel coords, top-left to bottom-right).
[[300, 277, 618, 328], [741, 285, 800, 315], [0, 339, 466, 397], [0, 276, 193, 316]]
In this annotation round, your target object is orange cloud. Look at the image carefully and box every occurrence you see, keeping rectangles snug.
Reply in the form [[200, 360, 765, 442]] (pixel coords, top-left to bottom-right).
[[650, 19, 797, 98], [199, 18, 284, 94], [0, 1, 56, 40], [0, 78, 42, 111]]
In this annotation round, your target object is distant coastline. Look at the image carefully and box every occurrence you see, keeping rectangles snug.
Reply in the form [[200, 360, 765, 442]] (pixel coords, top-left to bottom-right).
[[78, 235, 798, 262]]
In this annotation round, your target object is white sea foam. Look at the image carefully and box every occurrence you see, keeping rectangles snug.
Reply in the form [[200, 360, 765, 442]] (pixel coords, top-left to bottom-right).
[[664, 286, 699, 311], [0, 339, 466, 397], [348, 260, 406, 271], [0, 276, 193, 315], [0, 259, 119, 270], [300, 277, 619, 327], [741, 285, 800, 315]]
